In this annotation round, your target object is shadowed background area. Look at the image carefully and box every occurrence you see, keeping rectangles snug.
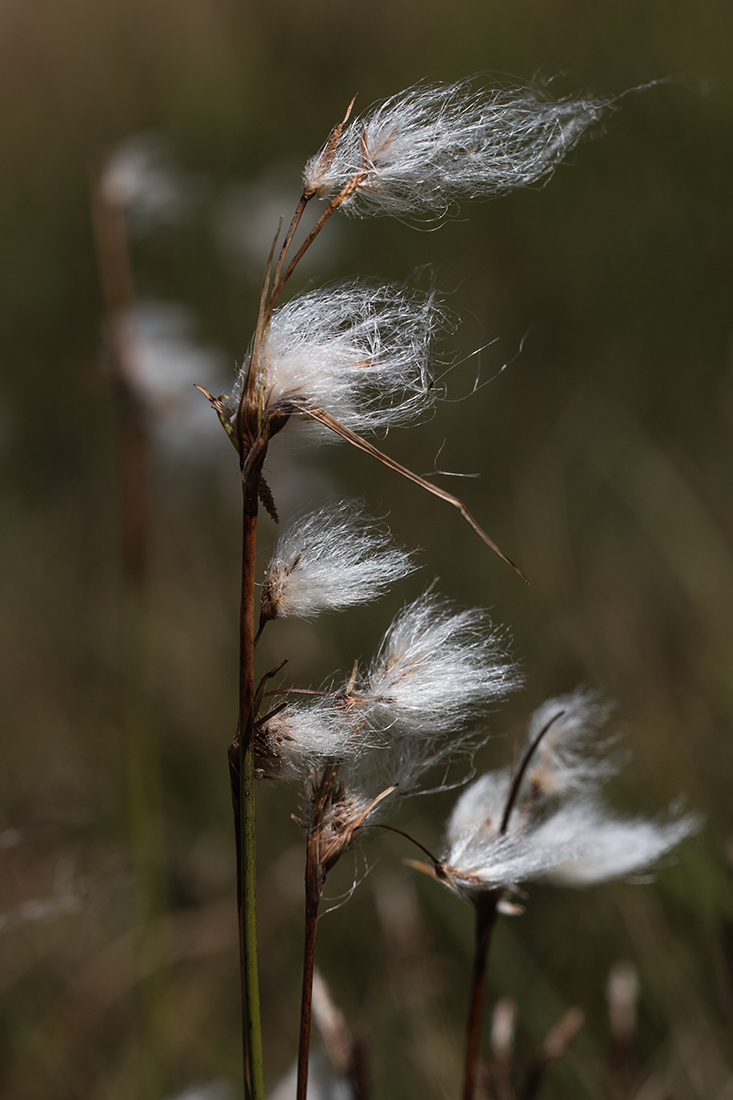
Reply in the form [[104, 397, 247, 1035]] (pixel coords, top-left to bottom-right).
[[1, 0, 732, 1097]]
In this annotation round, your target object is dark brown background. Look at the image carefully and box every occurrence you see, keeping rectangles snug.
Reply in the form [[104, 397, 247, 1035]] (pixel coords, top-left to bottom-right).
[[1, 1, 731, 1096]]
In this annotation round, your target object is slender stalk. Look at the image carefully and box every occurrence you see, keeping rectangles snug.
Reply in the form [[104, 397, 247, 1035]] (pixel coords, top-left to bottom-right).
[[463, 894, 500, 1100], [271, 194, 309, 293], [265, 171, 367, 321], [228, 735, 250, 1097], [499, 710, 566, 835], [239, 505, 265, 1100], [296, 873, 321, 1100]]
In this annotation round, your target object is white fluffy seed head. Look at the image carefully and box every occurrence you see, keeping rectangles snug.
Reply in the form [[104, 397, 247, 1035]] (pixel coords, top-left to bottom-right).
[[261, 501, 416, 622], [255, 700, 367, 782], [436, 692, 700, 899], [227, 281, 443, 435], [534, 800, 701, 887], [358, 590, 520, 737], [303, 80, 614, 219], [445, 769, 511, 854], [256, 589, 518, 799]]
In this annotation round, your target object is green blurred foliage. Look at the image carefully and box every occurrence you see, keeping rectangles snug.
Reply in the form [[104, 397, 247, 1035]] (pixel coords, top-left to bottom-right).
[[1, 0, 732, 1097]]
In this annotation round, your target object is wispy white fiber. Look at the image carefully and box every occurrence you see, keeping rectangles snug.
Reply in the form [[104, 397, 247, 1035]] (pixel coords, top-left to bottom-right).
[[304, 80, 614, 219], [532, 799, 700, 887], [436, 692, 700, 898], [357, 590, 519, 737], [256, 700, 366, 782], [261, 501, 416, 621], [520, 689, 617, 798], [257, 589, 518, 796], [228, 281, 442, 434]]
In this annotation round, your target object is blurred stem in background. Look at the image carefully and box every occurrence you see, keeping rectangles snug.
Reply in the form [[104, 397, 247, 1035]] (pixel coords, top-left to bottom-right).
[[92, 175, 170, 1100]]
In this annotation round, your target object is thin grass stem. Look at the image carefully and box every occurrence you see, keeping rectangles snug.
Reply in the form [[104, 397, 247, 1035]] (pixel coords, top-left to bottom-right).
[[239, 507, 265, 1100], [463, 894, 500, 1100]]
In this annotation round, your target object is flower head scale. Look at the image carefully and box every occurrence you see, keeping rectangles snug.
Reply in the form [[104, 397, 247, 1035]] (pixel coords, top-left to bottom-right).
[[260, 501, 417, 623], [303, 80, 614, 219], [434, 693, 700, 900], [226, 281, 443, 437]]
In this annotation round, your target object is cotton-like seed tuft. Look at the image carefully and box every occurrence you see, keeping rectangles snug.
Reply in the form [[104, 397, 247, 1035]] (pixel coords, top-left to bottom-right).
[[261, 501, 416, 622], [255, 701, 367, 782], [303, 80, 614, 219], [256, 589, 518, 806], [357, 590, 520, 738], [227, 281, 443, 435], [435, 692, 700, 899], [534, 800, 701, 887]]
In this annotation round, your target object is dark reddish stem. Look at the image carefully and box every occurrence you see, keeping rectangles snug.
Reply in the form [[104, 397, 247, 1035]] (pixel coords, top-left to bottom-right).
[[499, 710, 566, 835], [266, 172, 367, 322], [238, 503, 265, 1100], [296, 831, 324, 1100], [462, 893, 500, 1100]]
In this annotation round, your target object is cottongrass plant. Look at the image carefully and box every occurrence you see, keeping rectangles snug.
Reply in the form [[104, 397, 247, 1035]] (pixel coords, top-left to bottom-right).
[[406, 691, 699, 1099], [195, 75, 696, 1100]]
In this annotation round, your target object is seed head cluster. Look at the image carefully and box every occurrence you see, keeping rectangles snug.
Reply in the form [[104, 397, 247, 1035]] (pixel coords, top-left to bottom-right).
[[257, 590, 518, 801]]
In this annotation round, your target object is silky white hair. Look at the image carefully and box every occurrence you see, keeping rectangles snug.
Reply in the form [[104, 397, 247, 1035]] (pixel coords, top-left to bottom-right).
[[228, 281, 444, 434], [304, 79, 614, 219], [261, 501, 416, 621], [438, 692, 700, 897], [257, 589, 519, 799], [358, 589, 520, 737]]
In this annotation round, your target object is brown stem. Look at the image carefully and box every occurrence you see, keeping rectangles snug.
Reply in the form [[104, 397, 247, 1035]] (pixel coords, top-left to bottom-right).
[[296, 403, 527, 581], [463, 894, 500, 1100], [297, 829, 325, 1100], [356, 822, 441, 867], [228, 736, 250, 1098], [238, 500, 265, 1100], [266, 171, 367, 322], [271, 195, 309, 293], [243, 221, 283, 441]]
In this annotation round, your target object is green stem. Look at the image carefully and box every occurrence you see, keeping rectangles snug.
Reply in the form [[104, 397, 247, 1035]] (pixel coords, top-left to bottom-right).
[[239, 506, 265, 1100]]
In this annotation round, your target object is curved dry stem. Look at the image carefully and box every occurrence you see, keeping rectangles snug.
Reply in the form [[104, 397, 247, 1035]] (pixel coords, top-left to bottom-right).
[[499, 709, 566, 835], [295, 403, 528, 582]]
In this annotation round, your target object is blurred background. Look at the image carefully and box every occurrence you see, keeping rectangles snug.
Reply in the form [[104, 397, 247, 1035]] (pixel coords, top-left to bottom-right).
[[1, 0, 732, 1097]]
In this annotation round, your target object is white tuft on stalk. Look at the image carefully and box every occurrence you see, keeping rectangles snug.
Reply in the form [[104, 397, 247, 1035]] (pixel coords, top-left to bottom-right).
[[257, 589, 518, 800], [256, 701, 365, 782], [303, 80, 614, 219], [227, 281, 443, 434], [261, 501, 416, 622], [436, 693, 700, 898], [357, 589, 519, 737], [533, 800, 700, 886]]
